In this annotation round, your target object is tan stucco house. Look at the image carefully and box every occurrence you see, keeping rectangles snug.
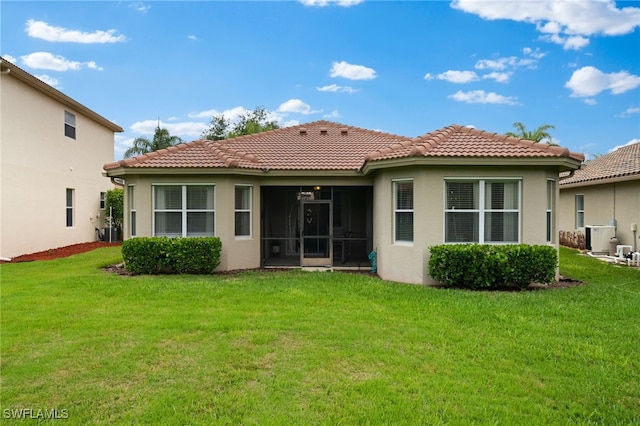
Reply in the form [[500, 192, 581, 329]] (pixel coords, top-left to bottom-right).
[[104, 120, 583, 284], [559, 142, 639, 253], [0, 58, 123, 260]]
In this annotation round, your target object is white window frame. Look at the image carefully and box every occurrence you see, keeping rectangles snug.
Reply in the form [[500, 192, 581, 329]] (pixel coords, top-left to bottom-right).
[[66, 188, 74, 227], [444, 178, 521, 244], [152, 184, 215, 238], [546, 179, 555, 243], [128, 185, 136, 237], [64, 111, 76, 139], [393, 179, 414, 244], [100, 192, 106, 210], [234, 185, 252, 238], [575, 194, 584, 229]]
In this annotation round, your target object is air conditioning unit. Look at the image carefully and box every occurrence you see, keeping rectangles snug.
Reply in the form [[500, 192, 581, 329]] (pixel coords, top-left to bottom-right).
[[585, 225, 616, 254]]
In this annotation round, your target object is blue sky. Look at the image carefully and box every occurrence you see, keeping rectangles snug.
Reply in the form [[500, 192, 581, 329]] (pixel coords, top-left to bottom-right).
[[2, 0, 639, 160]]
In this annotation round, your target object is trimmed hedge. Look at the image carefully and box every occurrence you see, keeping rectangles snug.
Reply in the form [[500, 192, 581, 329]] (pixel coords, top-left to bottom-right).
[[122, 237, 222, 274], [428, 244, 557, 289]]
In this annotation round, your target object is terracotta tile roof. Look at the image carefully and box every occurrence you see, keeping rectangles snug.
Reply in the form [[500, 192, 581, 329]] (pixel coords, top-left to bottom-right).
[[560, 141, 640, 185], [104, 121, 584, 172], [365, 124, 584, 162], [104, 121, 409, 171]]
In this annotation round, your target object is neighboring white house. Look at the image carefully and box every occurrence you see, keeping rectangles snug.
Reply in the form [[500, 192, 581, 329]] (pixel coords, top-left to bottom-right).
[[105, 120, 584, 285], [559, 142, 640, 253], [0, 58, 123, 260]]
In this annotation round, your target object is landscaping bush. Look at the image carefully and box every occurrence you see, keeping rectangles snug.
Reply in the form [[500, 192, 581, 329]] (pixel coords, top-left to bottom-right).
[[122, 237, 221, 274], [428, 244, 557, 289]]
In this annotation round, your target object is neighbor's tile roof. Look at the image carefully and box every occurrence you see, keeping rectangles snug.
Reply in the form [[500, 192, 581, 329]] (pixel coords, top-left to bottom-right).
[[560, 141, 640, 185], [104, 121, 584, 172]]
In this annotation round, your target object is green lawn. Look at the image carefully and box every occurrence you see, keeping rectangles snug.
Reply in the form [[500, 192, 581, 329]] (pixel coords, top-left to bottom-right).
[[1, 247, 639, 424]]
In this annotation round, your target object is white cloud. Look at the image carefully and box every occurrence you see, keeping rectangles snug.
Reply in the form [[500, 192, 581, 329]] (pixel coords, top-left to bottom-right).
[[565, 66, 640, 97], [449, 90, 518, 105], [323, 110, 341, 119], [130, 120, 208, 138], [20, 52, 103, 72], [35, 74, 60, 87], [317, 84, 358, 93], [618, 106, 640, 118], [278, 99, 320, 115], [483, 72, 511, 83], [427, 70, 480, 84], [330, 61, 376, 80], [475, 57, 517, 71], [86, 61, 104, 71], [188, 35, 198, 41], [609, 138, 640, 153], [129, 2, 151, 13], [25, 19, 126, 43], [2, 54, 17, 64], [427, 47, 543, 85], [188, 106, 286, 129], [188, 106, 252, 121], [21, 52, 81, 71], [300, 0, 363, 7], [451, 0, 640, 50]]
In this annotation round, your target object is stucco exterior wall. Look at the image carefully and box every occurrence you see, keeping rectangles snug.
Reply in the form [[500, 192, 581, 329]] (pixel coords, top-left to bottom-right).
[[559, 179, 640, 249], [373, 166, 560, 285], [123, 175, 261, 271], [122, 174, 376, 271], [119, 166, 561, 284], [0, 73, 116, 259]]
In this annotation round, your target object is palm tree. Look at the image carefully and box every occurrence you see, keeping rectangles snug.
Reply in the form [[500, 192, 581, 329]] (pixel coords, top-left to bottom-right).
[[124, 126, 183, 158], [505, 122, 557, 145]]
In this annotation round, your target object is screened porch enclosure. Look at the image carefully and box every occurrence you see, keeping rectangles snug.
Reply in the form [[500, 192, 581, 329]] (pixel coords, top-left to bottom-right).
[[261, 186, 373, 268]]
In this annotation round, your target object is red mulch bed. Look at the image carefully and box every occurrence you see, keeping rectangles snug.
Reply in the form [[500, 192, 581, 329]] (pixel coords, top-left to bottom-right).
[[2, 241, 121, 263]]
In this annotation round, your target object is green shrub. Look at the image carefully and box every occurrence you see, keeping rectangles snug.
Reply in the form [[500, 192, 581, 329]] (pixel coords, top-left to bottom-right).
[[170, 237, 222, 274], [122, 237, 221, 274], [428, 244, 557, 289]]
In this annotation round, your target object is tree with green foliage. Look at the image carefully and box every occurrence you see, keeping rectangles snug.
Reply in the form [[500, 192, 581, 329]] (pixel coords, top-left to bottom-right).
[[124, 126, 183, 158], [505, 122, 557, 145], [105, 188, 123, 229], [202, 106, 280, 141]]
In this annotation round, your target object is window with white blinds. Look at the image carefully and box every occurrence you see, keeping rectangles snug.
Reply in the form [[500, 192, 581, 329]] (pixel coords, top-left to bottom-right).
[[153, 185, 215, 237], [575, 194, 584, 228], [445, 179, 521, 243], [394, 180, 413, 242], [546, 180, 555, 242], [235, 185, 252, 237]]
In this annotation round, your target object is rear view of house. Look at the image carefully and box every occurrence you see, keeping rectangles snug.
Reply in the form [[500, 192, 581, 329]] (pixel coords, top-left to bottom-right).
[[104, 120, 583, 285], [0, 58, 123, 260]]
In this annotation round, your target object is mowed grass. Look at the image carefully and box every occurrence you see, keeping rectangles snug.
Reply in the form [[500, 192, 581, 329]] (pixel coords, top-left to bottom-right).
[[1, 247, 639, 424]]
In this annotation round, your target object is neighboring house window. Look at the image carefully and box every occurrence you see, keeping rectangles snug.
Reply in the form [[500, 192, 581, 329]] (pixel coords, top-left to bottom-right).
[[546, 180, 555, 243], [129, 185, 136, 237], [66, 188, 74, 227], [100, 192, 106, 210], [394, 179, 413, 242], [445, 179, 520, 244], [235, 185, 252, 237], [575, 194, 584, 228], [64, 111, 76, 139], [153, 185, 215, 237]]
